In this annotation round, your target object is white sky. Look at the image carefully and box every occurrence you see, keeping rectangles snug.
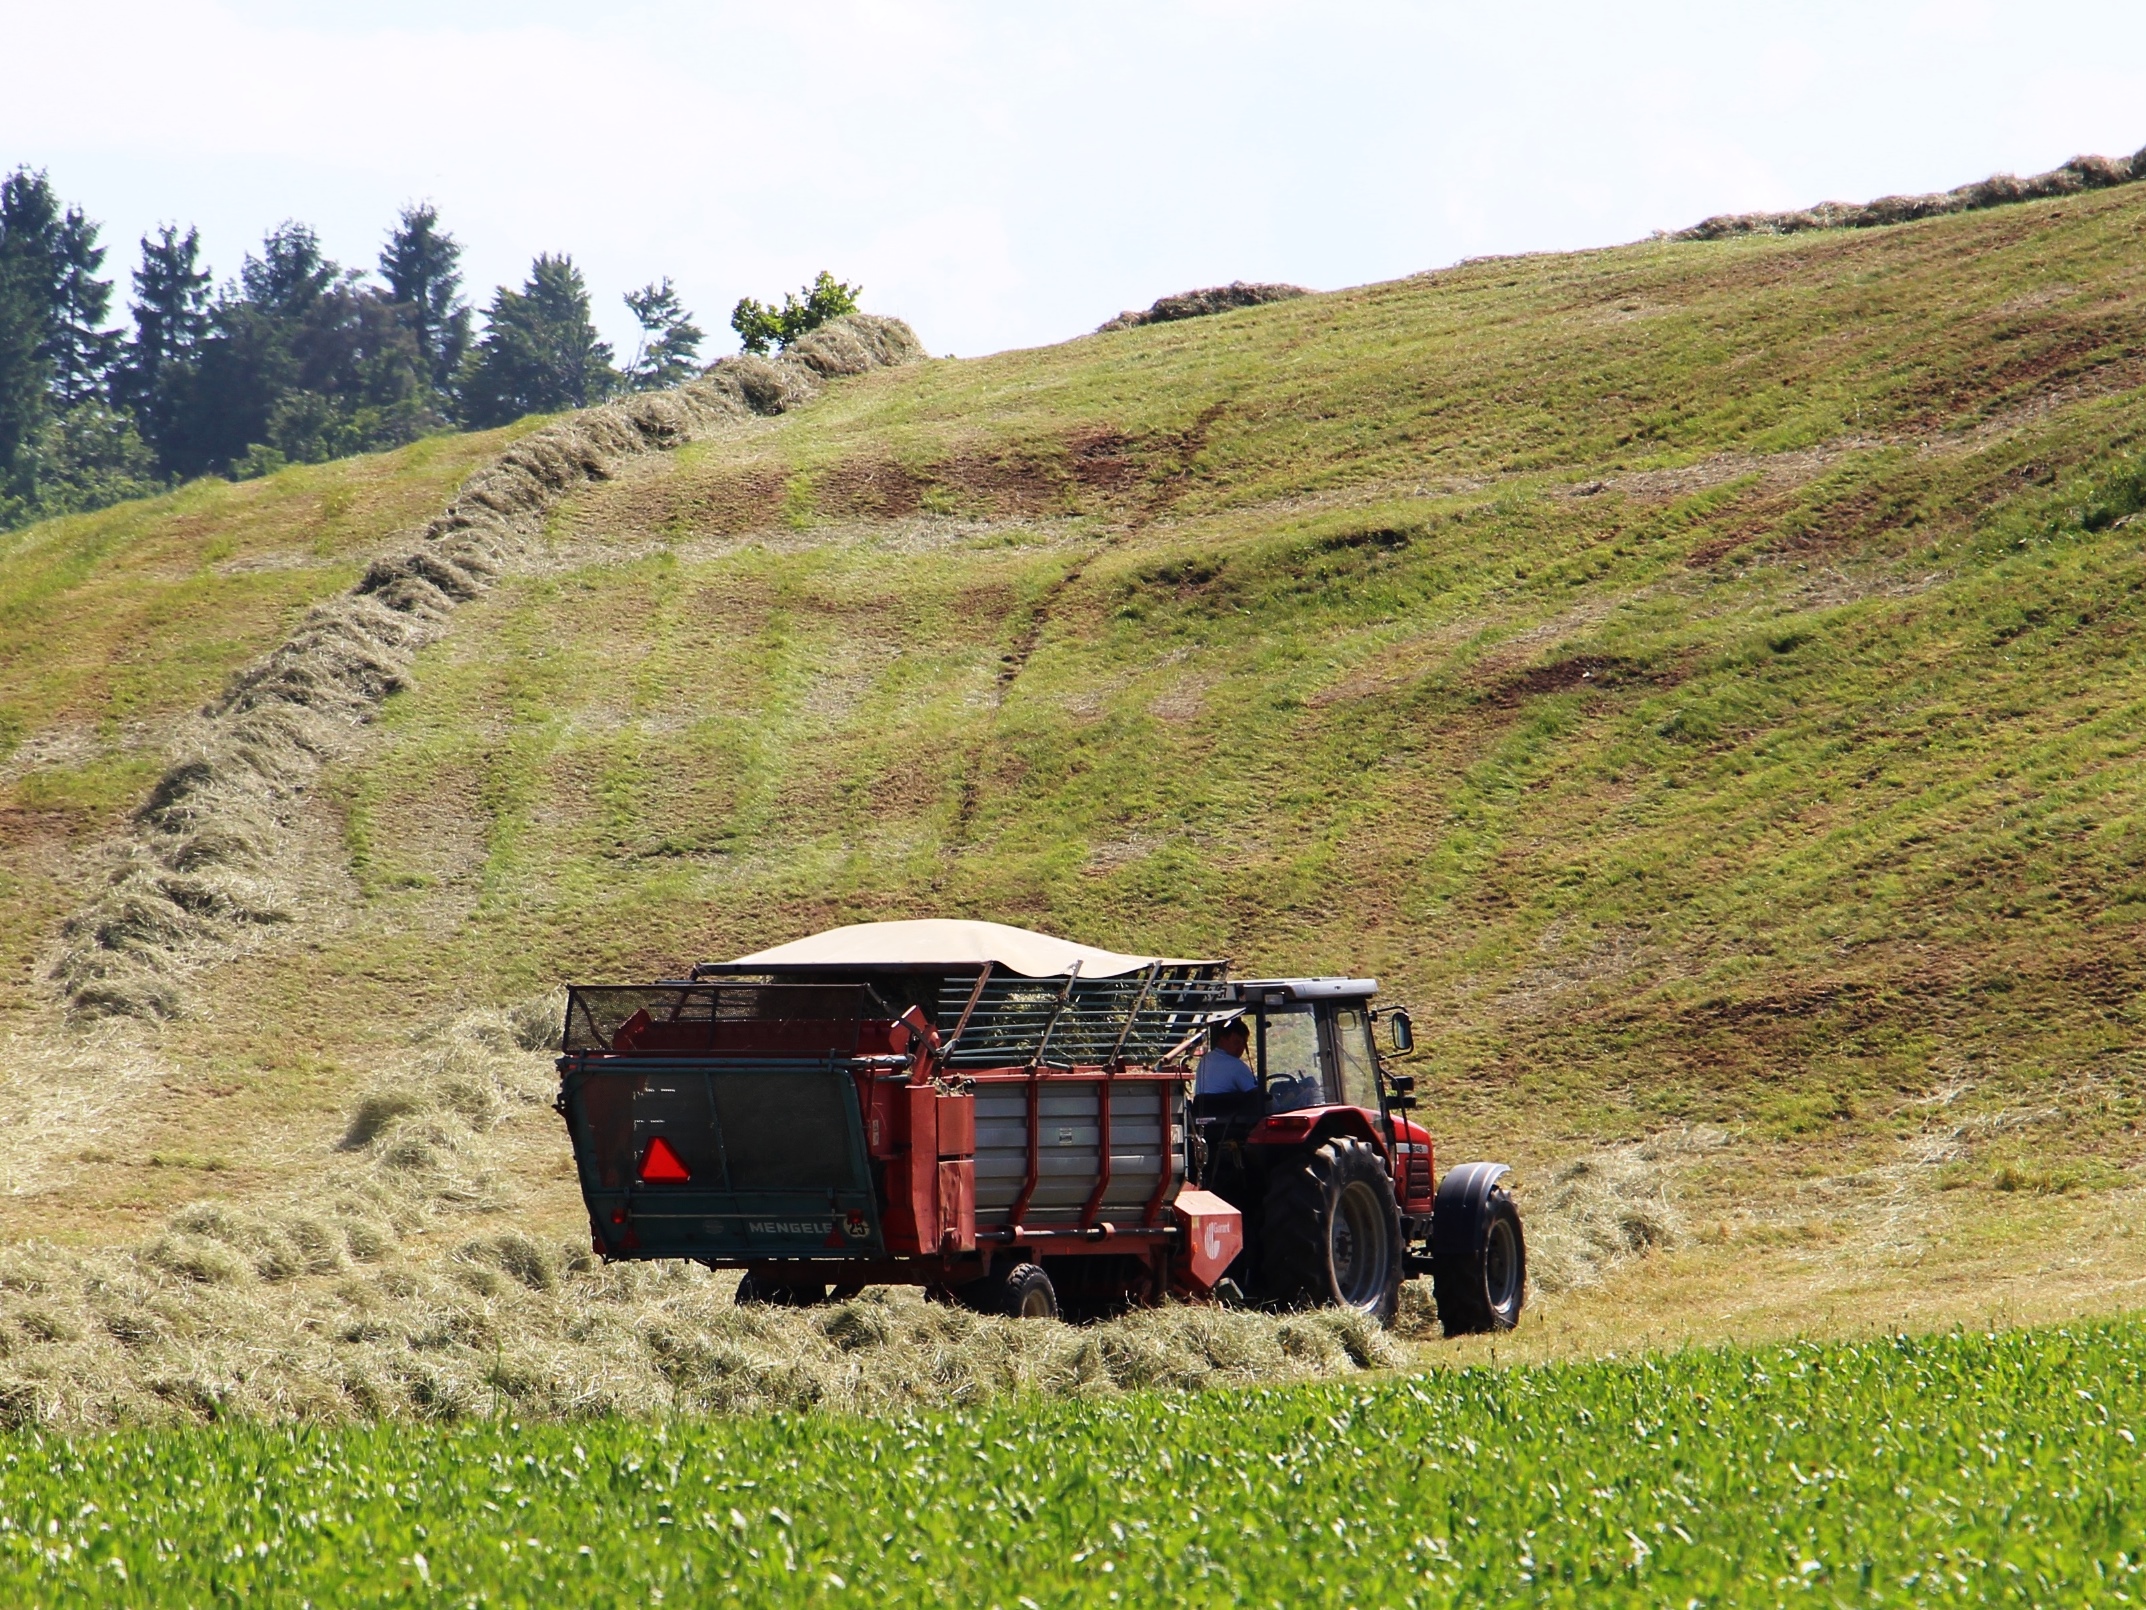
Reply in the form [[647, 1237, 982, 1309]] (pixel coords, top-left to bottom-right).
[[6, 1, 2144, 361]]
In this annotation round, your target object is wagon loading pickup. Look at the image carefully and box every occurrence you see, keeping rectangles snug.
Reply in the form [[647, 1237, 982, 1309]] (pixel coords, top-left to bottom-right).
[[555, 920, 1524, 1331]]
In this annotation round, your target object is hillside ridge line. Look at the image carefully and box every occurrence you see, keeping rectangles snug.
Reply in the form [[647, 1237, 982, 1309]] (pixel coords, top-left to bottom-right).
[[1674, 144, 2146, 241]]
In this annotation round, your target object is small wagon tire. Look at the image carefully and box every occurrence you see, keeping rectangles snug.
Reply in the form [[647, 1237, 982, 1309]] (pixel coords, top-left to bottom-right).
[[1430, 1167, 1526, 1336], [997, 1262, 1059, 1320], [1257, 1136, 1403, 1326], [951, 1260, 1059, 1319], [734, 1271, 828, 1308]]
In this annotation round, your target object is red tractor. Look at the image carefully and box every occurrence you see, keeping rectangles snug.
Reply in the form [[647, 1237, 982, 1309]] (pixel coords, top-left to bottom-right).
[[555, 920, 1524, 1333]]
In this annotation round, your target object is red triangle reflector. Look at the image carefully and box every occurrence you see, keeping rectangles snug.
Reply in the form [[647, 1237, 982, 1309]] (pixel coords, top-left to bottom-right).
[[639, 1136, 690, 1183]]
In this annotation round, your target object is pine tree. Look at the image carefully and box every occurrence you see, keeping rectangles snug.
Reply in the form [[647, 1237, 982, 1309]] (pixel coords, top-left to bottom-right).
[[118, 225, 210, 469], [240, 221, 337, 318], [457, 254, 616, 428], [380, 202, 470, 393], [0, 259, 44, 507], [622, 278, 703, 391], [0, 170, 117, 410], [49, 209, 115, 410]]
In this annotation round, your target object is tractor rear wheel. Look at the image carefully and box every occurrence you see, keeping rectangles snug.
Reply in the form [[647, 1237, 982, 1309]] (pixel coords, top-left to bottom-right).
[[1257, 1137, 1402, 1325]]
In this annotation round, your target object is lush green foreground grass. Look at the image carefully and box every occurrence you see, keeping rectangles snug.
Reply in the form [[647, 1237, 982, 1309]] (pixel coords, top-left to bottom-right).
[[4, 1320, 2142, 1606]]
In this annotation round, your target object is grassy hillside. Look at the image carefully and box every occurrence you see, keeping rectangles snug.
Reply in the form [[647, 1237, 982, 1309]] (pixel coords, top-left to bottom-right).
[[0, 422, 544, 1003], [3, 182, 2144, 1351]]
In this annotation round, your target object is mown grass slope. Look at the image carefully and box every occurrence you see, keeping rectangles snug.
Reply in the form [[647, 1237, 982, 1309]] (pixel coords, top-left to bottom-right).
[[340, 191, 2146, 1160], [2, 183, 2143, 1343], [0, 423, 543, 1005]]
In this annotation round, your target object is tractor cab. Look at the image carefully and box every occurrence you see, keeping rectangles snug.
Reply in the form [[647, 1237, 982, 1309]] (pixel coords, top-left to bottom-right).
[[1190, 977, 1409, 1158], [1226, 977, 1387, 1114]]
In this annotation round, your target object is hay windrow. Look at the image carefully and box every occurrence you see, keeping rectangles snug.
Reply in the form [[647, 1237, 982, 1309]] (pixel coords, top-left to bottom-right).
[[1517, 1129, 1716, 1294], [1674, 146, 2146, 241], [1098, 281, 1307, 333], [50, 317, 926, 1021]]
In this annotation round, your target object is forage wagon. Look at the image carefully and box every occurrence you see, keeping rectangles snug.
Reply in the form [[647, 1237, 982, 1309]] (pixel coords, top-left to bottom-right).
[[554, 920, 1524, 1331]]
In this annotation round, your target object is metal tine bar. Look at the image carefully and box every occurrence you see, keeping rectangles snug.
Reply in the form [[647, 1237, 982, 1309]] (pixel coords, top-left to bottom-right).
[[937, 963, 995, 1066], [933, 964, 1228, 1065], [1027, 961, 1083, 1070], [1105, 962, 1163, 1068]]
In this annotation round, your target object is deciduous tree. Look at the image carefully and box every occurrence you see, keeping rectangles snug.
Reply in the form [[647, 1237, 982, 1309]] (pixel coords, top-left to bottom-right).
[[730, 271, 860, 355]]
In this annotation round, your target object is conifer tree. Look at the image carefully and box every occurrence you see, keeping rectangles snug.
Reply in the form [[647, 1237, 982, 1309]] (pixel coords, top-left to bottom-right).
[[0, 258, 43, 505], [457, 254, 615, 427], [240, 221, 337, 318], [0, 169, 128, 510], [118, 224, 210, 468], [0, 170, 117, 410], [380, 203, 470, 393], [622, 278, 703, 391]]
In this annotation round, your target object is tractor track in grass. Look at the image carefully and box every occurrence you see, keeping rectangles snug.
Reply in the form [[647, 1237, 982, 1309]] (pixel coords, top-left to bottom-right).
[[952, 400, 1231, 843]]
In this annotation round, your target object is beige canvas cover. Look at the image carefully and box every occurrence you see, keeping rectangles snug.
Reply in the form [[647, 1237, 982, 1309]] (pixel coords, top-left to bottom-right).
[[728, 919, 1204, 979]]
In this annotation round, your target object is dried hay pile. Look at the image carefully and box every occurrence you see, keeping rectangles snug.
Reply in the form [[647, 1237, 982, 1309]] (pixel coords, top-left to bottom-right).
[[1675, 146, 2146, 241], [1098, 281, 1307, 333], [1519, 1132, 1714, 1294], [0, 1004, 1403, 1429], [50, 318, 925, 1022]]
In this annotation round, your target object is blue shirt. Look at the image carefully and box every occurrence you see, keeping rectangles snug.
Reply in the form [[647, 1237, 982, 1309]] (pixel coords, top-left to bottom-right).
[[1195, 1047, 1258, 1097]]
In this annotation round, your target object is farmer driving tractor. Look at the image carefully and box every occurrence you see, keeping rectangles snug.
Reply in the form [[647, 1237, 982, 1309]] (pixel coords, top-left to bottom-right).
[[1195, 1014, 1257, 1097]]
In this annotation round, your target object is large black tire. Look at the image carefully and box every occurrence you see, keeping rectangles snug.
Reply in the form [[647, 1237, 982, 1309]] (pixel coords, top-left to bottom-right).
[[1256, 1136, 1403, 1326], [734, 1270, 828, 1307], [1431, 1171, 1526, 1336]]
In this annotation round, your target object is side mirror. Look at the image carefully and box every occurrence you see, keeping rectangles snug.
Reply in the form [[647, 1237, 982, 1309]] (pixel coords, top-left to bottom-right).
[[1388, 1009, 1414, 1053]]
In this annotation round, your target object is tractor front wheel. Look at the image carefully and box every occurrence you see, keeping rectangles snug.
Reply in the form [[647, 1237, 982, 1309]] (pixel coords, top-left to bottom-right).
[[1257, 1136, 1403, 1325], [1430, 1168, 1526, 1336]]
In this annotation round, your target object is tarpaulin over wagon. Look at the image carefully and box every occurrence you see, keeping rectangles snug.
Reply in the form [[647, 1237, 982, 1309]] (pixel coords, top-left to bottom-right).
[[725, 919, 1215, 980]]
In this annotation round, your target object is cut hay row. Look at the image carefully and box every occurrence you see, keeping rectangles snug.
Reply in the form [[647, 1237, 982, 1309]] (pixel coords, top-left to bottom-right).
[[1675, 145, 2146, 240], [1096, 280, 1307, 332], [50, 317, 926, 1021], [0, 1004, 1681, 1427]]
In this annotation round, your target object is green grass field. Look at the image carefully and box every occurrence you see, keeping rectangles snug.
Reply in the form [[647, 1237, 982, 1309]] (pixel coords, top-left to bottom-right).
[[4, 1317, 2141, 1605]]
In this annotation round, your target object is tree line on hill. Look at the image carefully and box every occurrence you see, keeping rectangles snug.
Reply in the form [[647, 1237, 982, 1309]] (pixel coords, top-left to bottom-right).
[[0, 168, 862, 532]]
